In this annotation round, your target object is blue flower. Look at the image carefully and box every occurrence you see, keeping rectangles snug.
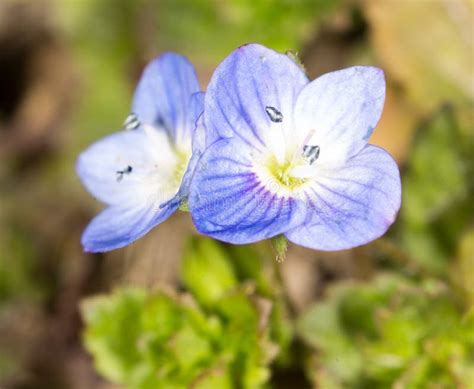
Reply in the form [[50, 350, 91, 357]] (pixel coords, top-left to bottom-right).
[[188, 44, 401, 250], [77, 53, 204, 252]]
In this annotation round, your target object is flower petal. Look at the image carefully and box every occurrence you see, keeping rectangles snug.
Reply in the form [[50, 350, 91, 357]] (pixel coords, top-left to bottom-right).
[[164, 93, 207, 208], [186, 91, 205, 139], [294, 66, 385, 166], [81, 202, 176, 253], [188, 137, 306, 244], [132, 53, 200, 145], [76, 128, 177, 207], [285, 145, 401, 250], [204, 44, 308, 162]]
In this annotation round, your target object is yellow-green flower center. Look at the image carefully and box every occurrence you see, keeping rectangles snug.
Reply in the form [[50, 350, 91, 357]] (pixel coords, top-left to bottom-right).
[[171, 149, 191, 189], [266, 155, 308, 190]]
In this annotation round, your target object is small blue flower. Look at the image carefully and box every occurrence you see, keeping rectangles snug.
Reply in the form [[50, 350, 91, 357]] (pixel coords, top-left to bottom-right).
[[77, 53, 204, 252], [188, 44, 401, 250]]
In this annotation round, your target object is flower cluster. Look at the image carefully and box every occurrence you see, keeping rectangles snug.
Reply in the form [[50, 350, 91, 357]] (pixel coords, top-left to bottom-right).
[[77, 44, 401, 253]]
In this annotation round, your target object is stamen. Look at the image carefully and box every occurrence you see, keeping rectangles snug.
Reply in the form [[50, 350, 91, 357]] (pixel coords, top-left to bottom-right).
[[290, 128, 316, 164], [116, 165, 133, 182], [265, 106, 283, 123], [302, 145, 320, 165], [123, 113, 140, 130]]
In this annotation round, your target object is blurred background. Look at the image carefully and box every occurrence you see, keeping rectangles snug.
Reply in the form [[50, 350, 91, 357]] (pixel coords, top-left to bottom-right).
[[0, 0, 473, 388]]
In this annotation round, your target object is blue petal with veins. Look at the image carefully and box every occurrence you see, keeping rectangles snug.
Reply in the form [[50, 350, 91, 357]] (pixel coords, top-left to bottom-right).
[[77, 53, 203, 252], [189, 44, 401, 250]]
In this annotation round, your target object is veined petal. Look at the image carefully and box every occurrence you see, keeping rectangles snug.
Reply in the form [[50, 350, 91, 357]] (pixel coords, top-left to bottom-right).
[[294, 66, 385, 166], [132, 53, 200, 145], [186, 91, 205, 139], [76, 128, 178, 207], [188, 138, 306, 244], [81, 202, 176, 253], [204, 44, 308, 162], [285, 145, 401, 250], [165, 94, 207, 208]]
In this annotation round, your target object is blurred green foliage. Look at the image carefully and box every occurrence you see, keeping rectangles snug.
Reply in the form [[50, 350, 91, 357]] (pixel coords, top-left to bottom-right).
[[453, 227, 474, 305], [83, 288, 237, 388], [398, 108, 474, 273], [182, 238, 238, 308], [56, 0, 339, 150], [1, 0, 473, 387], [154, 0, 339, 60], [72, 1, 473, 387], [297, 274, 474, 388], [0, 226, 42, 303], [82, 238, 292, 388]]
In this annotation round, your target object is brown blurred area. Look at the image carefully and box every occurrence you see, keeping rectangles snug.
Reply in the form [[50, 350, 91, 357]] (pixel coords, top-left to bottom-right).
[[0, 0, 472, 388]]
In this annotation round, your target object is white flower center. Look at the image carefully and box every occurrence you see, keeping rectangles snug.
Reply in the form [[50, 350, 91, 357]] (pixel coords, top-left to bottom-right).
[[136, 124, 191, 205], [255, 108, 324, 198], [253, 142, 320, 198]]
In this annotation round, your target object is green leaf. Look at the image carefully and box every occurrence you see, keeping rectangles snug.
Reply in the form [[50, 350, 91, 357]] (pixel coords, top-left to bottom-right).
[[181, 237, 238, 308], [81, 288, 147, 383], [297, 274, 474, 388], [192, 365, 233, 389], [226, 243, 274, 298], [82, 285, 276, 388], [171, 325, 212, 371]]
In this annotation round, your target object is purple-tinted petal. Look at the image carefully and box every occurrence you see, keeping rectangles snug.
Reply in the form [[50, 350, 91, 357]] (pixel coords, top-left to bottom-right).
[[81, 202, 176, 253], [204, 44, 308, 161], [186, 91, 205, 138], [188, 137, 306, 244], [294, 66, 385, 166], [164, 94, 207, 208], [286, 145, 401, 250], [132, 53, 200, 144]]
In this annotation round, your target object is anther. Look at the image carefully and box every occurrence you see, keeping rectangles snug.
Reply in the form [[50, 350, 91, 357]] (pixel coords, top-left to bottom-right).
[[265, 106, 283, 123], [116, 165, 133, 182], [302, 145, 320, 165], [123, 113, 140, 130]]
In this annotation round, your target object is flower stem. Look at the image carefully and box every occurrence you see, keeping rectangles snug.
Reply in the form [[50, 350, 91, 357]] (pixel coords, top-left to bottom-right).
[[271, 234, 288, 263]]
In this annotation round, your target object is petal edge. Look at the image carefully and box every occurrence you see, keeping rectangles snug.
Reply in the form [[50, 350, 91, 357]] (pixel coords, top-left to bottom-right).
[[286, 145, 401, 250]]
